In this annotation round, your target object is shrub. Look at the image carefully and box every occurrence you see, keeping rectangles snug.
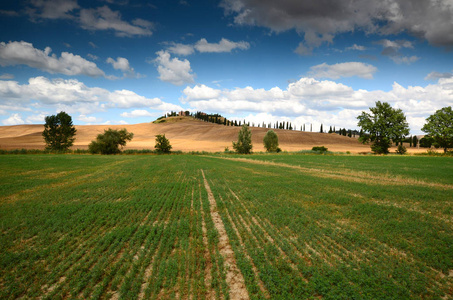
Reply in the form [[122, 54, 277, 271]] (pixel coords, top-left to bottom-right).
[[233, 124, 253, 154], [312, 146, 328, 153], [396, 144, 407, 155], [89, 128, 133, 154]]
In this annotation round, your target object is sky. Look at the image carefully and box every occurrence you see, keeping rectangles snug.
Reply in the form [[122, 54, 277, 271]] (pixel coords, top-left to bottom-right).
[[0, 0, 452, 134]]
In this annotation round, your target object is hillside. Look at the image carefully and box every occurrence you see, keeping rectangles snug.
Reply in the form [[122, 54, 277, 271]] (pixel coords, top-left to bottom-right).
[[0, 116, 371, 152]]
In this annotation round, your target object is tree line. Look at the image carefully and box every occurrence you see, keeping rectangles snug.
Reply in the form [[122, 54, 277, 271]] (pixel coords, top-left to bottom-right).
[[42, 104, 453, 155]]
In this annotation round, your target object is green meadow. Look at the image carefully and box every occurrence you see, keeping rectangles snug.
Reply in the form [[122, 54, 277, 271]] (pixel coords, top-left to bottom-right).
[[1, 154, 452, 299]]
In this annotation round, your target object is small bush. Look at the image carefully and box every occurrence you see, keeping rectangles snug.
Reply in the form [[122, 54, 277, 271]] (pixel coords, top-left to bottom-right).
[[396, 144, 407, 155], [312, 146, 328, 153]]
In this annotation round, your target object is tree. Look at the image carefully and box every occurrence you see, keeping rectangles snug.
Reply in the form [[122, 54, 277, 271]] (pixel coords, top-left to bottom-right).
[[155, 134, 172, 153], [412, 135, 418, 148], [88, 128, 133, 154], [233, 124, 252, 154], [263, 130, 280, 152], [357, 101, 409, 154], [42, 111, 77, 151], [320, 124, 323, 133], [421, 106, 453, 153]]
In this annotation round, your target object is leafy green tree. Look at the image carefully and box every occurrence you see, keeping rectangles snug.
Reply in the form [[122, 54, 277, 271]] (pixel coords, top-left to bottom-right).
[[421, 106, 453, 153], [233, 124, 252, 154], [42, 111, 77, 151], [155, 134, 172, 153], [263, 130, 280, 152], [357, 101, 409, 154], [89, 128, 133, 154]]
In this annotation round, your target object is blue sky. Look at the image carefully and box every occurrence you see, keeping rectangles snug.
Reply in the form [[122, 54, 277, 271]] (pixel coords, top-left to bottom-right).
[[1, 0, 452, 134]]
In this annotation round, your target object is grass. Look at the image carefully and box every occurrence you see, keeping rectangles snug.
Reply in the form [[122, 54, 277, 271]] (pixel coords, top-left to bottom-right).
[[0, 154, 452, 299]]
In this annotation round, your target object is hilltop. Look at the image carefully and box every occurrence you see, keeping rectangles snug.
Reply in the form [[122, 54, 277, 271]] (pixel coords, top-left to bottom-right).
[[0, 116, 372, 152]]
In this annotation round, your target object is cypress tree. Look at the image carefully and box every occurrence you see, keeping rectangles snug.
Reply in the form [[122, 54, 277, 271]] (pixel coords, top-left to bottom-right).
[[320, 124, 323, 133]]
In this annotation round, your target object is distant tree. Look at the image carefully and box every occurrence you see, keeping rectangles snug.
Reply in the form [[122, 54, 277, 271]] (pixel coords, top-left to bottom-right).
[[263, 130, 280, 152], [310, 124, 312, 132], [155, 134, 172, 153], [329, 126, 332, 133], [419, 136, 434, 148], [42, 111, 77, 151], [357, 101, 409, 154], [89, 128, 133, 154], [421, 106, 453, 153], [233, 124, 252, 154], [412, 135, 418, 147], [320, 124, 323, 133]]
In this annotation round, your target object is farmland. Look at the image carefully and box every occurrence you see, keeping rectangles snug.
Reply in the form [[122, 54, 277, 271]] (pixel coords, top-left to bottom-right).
[[1, 154, 452, 299]]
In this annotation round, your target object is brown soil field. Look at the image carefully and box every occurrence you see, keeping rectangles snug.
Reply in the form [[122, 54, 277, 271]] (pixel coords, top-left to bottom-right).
[[0, 116, 426, 153]]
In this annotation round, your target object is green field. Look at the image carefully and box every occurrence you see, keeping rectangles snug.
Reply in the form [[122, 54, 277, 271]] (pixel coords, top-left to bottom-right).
[[1, 154, 452, 299]]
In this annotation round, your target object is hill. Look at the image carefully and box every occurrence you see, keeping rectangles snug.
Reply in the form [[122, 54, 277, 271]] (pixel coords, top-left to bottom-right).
[[0, 116, 372, 152]]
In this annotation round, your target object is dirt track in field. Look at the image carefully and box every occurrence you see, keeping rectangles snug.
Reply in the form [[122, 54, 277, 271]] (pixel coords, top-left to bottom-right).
[[0, 116, 425, 153]]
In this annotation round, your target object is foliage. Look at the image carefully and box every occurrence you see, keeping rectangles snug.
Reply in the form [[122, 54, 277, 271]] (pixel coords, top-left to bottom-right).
[[154, 134, 172, 153], [42, 111, 77, 151], [88, 128, 133, 154], [421, 106, 453, 153], [357, 101, 409, 154], [412, 135, 418, 147], [312, 146, 328, 153], [233, 124, 253, 154], [396, 144, 407, 155], [263, 130, 279, 152], [419, 136, 434, 148]]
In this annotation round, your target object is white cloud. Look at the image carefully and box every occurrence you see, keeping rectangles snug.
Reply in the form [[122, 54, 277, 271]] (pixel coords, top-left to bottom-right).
[[0, 76, 183, 117], [181, 76, 453, 133], [106, 56, 142, 78], [89, 42, 98, 48], [0, 41, 106, 77], [346, 44, 366, 51], [79, 6, 153, 37], [77, 114, 98, 123], [308, 62, 377, 79], [0, 73, 14, 79], [294, 42, 312, 56], [167, 43, 195, 56], [87, 53, 98, 60], [221, 0, 453, 50], [27, 0, 79, 20], [2, 113, 25, 125], [194, 38, 250, 53], [26, 113, 47, 123], [154, 50, 195, 86], [120, 109, 157, 118]]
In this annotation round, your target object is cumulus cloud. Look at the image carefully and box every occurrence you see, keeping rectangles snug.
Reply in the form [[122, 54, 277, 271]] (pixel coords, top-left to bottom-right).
[[2, 113, 25, 125], [79, 6, 153, 37], [308, 62, 377, 79], [167, 43, 195, 56], [181, 77, 453, 133], [0, 41, 106, 77], [166, 38, 250, 55], [106, 56, 143, 78], [221, 0, 453, 50], [0, 76, 183, 116], [194, 38, 250, 53], [154, 50, 195, 86]]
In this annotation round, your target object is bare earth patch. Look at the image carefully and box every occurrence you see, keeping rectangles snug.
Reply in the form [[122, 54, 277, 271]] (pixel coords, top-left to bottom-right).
[[201, 170, 249, 300]]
